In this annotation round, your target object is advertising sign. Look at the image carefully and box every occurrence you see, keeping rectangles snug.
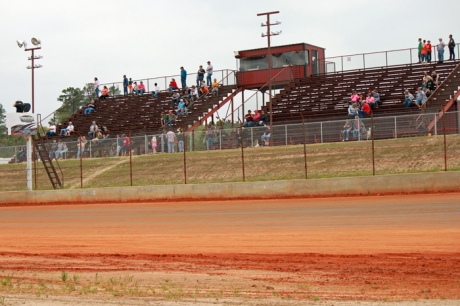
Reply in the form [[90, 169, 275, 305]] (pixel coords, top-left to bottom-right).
[[6, 113, 37, 136]]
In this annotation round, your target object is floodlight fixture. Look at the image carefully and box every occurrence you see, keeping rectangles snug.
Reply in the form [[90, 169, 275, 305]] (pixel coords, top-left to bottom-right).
[[31, 37, 41, 46], [17, 40, 27, 48]]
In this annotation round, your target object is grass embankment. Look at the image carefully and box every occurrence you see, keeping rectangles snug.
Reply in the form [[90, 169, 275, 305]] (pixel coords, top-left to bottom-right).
[[1, 134, 459, 192]]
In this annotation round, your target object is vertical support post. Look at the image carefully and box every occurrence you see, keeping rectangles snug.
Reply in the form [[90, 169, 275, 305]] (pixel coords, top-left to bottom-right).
[[26, 135, 33, 191], [434, 114, 438, 135], [410, 49, 412, 64], [219, 129, 222, 150], [285, 125, 288, 145], [31, 49, 35, 114], [320, 122, 323, 143], [300, 114, 307, 179], [441, 103, 447, 171], [33, 137, 37, 190], [256, 91, 259, 110], [385, 51, 388, 67], [262, 92, 265, 108], [394, 116, 397, 138], [371, 111, 375, 176], [341, 56, 343, 73], [89, 140, 92, 158], [144, 134, 148, 154], [240, 128, 245, 182], [14, 146, 17, 163], [78, 133, 83, 189], [231, 96, 234, 128], [242, 90, 245, 123], [128, 129, 133, 186], [251, 128, 254, 147], [182, 125, 187, 184], [363, 54, 365, 70]]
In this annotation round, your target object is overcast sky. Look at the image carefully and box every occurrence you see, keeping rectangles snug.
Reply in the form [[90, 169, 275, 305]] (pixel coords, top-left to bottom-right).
[[1, 0, 458, 119]]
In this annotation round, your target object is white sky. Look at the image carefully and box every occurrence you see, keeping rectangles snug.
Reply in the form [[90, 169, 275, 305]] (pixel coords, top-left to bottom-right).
[[1, 0, 458, 119]]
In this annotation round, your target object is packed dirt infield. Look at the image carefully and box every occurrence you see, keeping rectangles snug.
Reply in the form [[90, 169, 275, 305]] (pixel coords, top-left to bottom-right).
[[0, 193, 459, 305]]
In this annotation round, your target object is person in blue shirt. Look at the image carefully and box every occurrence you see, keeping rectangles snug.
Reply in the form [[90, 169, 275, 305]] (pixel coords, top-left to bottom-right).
[[123, 75, 128, 95], [372, 89, 380, 108], [180, 67, 187, 89]]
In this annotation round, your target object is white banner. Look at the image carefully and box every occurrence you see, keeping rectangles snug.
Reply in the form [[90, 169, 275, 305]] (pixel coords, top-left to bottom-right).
[[5, 113, 37, 136]]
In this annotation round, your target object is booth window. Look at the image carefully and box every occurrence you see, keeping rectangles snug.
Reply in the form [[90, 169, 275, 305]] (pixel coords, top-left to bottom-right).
[[239, 56, 268, 71], [272, 50, 309, 68]]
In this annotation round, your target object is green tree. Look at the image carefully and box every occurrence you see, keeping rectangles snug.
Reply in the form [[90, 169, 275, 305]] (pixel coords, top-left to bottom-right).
[[0, 103, 5, 136], [55, 87, 84, 123], [109, 85, 121, 96]]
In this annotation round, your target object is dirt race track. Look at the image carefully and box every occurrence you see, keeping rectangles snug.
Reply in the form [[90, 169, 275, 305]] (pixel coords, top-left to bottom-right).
[[0, 193, 459, 305]]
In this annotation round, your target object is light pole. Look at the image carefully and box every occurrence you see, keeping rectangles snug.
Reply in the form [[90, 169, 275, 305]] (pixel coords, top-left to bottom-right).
[[17, 38, 43, 114], [257, 11, 281, 146]]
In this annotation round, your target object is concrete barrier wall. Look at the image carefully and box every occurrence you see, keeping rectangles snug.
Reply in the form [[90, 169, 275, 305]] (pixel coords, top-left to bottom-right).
[[0, 171, 459, 206]]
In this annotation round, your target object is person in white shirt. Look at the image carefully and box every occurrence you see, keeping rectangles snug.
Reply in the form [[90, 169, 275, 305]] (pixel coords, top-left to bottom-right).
[[151, 83, 160, 98], [60, 121, 74, 136], [94, 77, 100, 97], [46, 122, 56, 137], [206, 61, 213, 87], [166, 129, 176, 153]]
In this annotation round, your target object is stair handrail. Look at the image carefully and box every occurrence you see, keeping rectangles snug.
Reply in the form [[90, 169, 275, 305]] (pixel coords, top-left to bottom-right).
[[222, 65, 294, 122], [36, 113, 64, 188], [424, 61, 460, 109]]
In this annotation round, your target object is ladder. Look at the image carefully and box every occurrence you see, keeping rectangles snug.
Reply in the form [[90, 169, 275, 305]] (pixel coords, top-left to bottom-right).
[[34, 138, 63, 190]]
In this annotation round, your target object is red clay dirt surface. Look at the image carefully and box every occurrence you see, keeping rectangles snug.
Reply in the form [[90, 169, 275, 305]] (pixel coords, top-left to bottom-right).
[[0, 193, 459, 305]]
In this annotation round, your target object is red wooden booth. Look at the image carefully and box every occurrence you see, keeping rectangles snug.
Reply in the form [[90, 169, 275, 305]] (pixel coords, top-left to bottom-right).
[[235, 43, 326, 90]]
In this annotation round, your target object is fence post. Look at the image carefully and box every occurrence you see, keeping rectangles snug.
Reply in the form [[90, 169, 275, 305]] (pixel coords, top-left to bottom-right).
[[14, 146, 17, 163], [320, 122, 323, 143], [89, 140, 92, 158], [285, 125, 288, 145], [128, 128, 133, 186], [394, 116, 397, 138], [300, 114, 307, 179], [219, 130, 222, 150], [182, 125, 187, 184], [371, 111, 375, 176], [77, 132, 83, 189], [251, 128, 254, 147], [434, 113, 438, 135], [441, 103, 447, 171], [144, 135, 148, 155], [240, 127, 245, 182]]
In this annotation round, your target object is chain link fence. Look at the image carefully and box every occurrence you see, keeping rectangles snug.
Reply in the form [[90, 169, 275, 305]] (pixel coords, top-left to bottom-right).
[[1, 110, 459, 191]]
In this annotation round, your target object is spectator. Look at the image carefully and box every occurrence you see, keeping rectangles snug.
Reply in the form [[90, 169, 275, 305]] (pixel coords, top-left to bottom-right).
[[151, 135, 157, 154], [55, 140, 68, 160], [426, 40, 432, 63], [448, 35, 455, 60], [116, 134, 123, 156], [46, 122, 56, 137], [59, 121, 74, 136], [122, 134, 130, 156], [200, 80, 209, 97], [166, 129, 176, 153], [168, 78, 179, 92], [348, 102, 359, 119], [420, 40, 428, 63], [13, 101, 25, 113], [243, 110, 254, 127], [94, 77, 100, 97], [372, 89, 380, 108], [437, 38, 446, 63], [426, 73, 435, 91], [180, 67, 187, 89], [152, 83, 160, 98], [205, 122, 215, 150], [123, 75, 128, 95], [353, 116, 367, 140], [100, 86, 109, 100], [206, 61, 213, 87], [138, 81, 146, 95], [88, 121, 98, 139], [261, 127, 270, 146], [84, 100, 96, 115], [422, 71, 431, 90], [417, 38, 422, 63], [166, 110, 176, 126], [252, 110, 261, 125], [366, 92, 376, 109], [176, 99, 187, 115], [177, 128, 184, 152], [76, 136, 87, 159], [350, 90, 359, 103], [197, 65, 205, 86], [403, 89, 415, 108], [191, 85, 199, 101], [49, 139, 57, 160], [415, 87, 428, 108], [342, 119, 353, 141], [128, 78, 133, 94], [358, 101, 371, 118], [259, 110, 268, 126], [211, 78, 219, 96], [160, 111, 167, 127], [171, 92, 180, 106], [431, 70, 439, 88], [132, 82, 139, 95]]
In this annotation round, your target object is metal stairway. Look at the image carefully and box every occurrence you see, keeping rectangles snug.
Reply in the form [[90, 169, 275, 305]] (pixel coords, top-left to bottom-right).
[[34, 138, 63, 190]]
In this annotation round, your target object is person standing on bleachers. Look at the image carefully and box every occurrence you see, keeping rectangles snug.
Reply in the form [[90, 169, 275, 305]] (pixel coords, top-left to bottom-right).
[[180, 67, 187, 89], [94, 77, 100, 97], [426, 40, 432, 63], [123, 75, 129, 95], [437, 38, 446, 63], [420, 40, 428, 64], [206, 61, 213, 87], [128, 78, 133, 94], [197, 65, 205, 87], [448, 35, 456, 60], [417, 38, 422, 63]]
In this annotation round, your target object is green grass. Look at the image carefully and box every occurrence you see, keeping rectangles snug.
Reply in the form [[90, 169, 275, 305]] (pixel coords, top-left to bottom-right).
[[0, 134, 459, 192]]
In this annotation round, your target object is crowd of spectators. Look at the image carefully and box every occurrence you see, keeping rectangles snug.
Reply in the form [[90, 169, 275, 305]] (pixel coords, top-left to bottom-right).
[[418, 35, 455, 64], [347, 89, 380, 119]]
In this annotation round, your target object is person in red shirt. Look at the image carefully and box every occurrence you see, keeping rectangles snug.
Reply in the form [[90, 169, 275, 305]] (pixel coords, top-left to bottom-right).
[[138, 81, 146, 95], [100, 86, 110, 100], [359, 101, 371, 118], [425, 40, 432, 63], [252, 110, 261, 125], [168, 78, 179, 92]]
